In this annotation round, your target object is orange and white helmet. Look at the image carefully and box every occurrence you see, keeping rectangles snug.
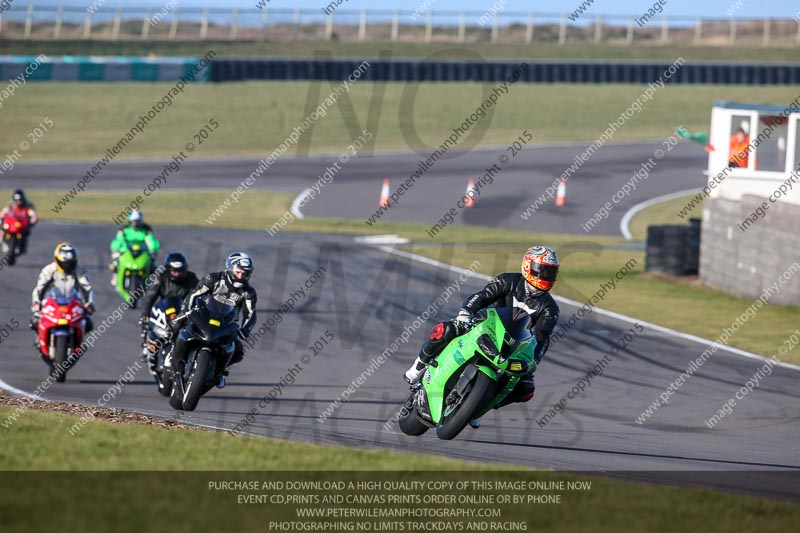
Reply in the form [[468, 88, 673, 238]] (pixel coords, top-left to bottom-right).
[[521, 245, 559, 291]]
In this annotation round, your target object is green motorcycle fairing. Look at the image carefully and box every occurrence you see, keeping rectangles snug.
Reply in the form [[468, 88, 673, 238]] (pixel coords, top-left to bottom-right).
[[116, 242, 152, 303], [421, 307, 536, 424]]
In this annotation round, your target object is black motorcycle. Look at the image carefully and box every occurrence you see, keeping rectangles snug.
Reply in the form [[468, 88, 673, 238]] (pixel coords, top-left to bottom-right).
[[168, 295, 238, 412], [141, 296, 183, 397]]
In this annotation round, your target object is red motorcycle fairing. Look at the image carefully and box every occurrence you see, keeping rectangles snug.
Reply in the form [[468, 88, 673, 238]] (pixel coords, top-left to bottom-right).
[[2, 211, 29, 236], [37, 288, 86, 362]]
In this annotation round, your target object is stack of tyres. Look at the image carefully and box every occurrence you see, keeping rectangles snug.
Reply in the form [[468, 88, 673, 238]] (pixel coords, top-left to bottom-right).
[[685, 218, 702, 275], [645, 226, 665, 273], [660, 225, 689, 275], [645, 222, 702, 276]]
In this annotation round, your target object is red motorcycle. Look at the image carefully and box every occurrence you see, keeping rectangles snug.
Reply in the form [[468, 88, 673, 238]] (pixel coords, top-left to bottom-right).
[[37, 287, 86, 383], [1, 211, 29, 266]]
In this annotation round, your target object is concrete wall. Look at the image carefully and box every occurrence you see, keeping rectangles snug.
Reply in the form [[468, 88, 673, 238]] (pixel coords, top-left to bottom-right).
[[700, 195, 800, 306]]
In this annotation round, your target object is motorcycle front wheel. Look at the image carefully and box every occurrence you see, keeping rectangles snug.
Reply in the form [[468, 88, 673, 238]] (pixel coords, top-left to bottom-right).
[[436, 371, 495, 441], [4, 233, 17, 266], [50, 335, 70, 383], [181, 348, 214, 412]]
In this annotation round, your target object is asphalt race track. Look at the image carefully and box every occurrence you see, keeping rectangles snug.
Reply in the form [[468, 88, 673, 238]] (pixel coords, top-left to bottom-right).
[[1, 222, 798, 501], [4, 141, 704, 236]]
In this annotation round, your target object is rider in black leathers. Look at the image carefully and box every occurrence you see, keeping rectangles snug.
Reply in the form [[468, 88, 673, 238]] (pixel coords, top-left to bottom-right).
[[139, 252, 199, 370], [139, 252, 200, 320], [404, 246, 560, 426], [164, 252, 256, 388]]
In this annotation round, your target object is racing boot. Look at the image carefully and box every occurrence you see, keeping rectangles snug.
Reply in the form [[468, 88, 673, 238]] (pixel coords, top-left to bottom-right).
[[404, 357, 427, 384], [404, 321, 460, 383], [162, 350, 173, 372]]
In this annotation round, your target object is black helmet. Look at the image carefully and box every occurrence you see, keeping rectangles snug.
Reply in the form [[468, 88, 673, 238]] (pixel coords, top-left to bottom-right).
[[224, 252, 253, 289], [54, 242, 78, 275], [164, 252, 188, 281], [12, 189, 25, 206]]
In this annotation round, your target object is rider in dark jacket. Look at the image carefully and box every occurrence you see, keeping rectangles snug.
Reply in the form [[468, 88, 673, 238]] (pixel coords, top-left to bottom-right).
[[139, 252, 199, 371], [139, 252, 200, 320], [164, 252, 257, 388], [404, 246, 560, 427]]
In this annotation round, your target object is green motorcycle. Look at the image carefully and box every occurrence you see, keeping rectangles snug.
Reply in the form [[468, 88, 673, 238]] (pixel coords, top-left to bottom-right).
[[115, 242, 153, 308], [399, 307, 536, 440]]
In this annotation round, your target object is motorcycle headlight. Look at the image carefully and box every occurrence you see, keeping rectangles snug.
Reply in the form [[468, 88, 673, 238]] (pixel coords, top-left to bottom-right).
[[476, 334, 501, 360]]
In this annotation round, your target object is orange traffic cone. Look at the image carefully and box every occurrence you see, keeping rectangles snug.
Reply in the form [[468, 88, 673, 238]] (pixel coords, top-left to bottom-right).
[[555, 178, 566, 207], [464, 179, 477, 208], [379, 178, 390, 208]]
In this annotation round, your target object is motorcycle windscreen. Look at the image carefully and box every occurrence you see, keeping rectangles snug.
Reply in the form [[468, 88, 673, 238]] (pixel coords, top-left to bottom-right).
[[121, 244, 151, 269], [190, 296, 238, 342], [44, 287, 82, 306], [493, 307, 536, 372]]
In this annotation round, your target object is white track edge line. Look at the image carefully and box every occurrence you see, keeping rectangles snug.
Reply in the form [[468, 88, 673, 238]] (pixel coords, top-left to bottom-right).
[[0, 377, 41, 400], [620, 188, 702, 240], [290, 188, 313, 219]]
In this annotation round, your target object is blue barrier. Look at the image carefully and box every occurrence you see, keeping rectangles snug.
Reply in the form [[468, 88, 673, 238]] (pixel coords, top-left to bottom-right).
[[209, 58, 800, 85]]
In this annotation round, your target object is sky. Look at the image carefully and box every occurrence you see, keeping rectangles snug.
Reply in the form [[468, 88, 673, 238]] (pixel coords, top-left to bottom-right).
[[10, 0, 800, 20]]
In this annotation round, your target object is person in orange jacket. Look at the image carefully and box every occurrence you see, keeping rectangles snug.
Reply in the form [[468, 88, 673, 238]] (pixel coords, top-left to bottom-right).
[[728, 128, 750, 168]]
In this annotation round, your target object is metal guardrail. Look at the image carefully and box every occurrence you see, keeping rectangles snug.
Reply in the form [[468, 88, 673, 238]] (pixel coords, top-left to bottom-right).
[[0, 4, 799, 47]]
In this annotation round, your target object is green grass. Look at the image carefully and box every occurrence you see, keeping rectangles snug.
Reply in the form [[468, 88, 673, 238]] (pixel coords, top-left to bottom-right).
[[11, 189, 800, 365], [0, 404, 475, 470], [2, 82, 799, 160], [1, 405, 799, 533], [628, 192, 704, 241], [4, 40, 800, 62]]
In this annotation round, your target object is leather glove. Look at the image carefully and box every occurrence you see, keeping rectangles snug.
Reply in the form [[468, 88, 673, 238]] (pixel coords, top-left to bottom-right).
[[455, 310, 472, 323], [84, 303, 95, 315], [138, 315, 149, 327], [31, 302, 40, 313]]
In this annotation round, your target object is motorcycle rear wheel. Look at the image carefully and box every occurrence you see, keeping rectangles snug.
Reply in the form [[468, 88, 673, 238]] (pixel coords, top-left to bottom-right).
[[398, 390, 429, 436]]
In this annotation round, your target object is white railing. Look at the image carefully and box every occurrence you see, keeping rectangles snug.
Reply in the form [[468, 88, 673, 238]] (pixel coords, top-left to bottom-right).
[[0, 5, 798, 47]]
